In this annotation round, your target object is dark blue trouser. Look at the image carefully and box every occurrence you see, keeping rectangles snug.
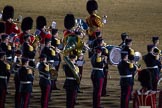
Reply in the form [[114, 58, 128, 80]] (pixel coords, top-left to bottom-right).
[[120, 85, 131, 108], [66, 89, 77, 108], [102, 70, 108, 96], [40, 85, 51, 108], [0, 88, 7, 108], [19, 92, 31, 108], [91, 77, 104, 108]]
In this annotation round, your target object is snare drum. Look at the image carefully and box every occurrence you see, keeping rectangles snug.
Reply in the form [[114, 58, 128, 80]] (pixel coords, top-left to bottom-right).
[[106, 45, 121, 65]]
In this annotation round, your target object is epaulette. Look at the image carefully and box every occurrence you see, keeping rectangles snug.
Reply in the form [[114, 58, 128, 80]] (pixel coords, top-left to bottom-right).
[[50, 48, 56, 56], [56, 39, 60, 45], [96, 56, 102, 63], [94, 14, 101, 20], [29, 45, 34, 51], [6, 63, 10, 70], [8, 45, 11, 50], [129, 48, 135, 55], [127, 61, 133, 68], [44, 63, 49, 72]]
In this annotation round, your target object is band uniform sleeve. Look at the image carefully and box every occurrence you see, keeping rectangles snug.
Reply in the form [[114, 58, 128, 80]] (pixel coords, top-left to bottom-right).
[[94, 14, 103, 27]]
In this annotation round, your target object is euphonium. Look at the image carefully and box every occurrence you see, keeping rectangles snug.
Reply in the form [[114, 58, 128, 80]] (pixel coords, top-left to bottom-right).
[[63, 35, 84, 56], [49, 63, 58, 80]]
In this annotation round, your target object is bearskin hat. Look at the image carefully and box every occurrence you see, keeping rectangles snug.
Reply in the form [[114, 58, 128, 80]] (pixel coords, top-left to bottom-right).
[[21, 17, 33, 31], [86, 0, 98, 14], [36, 16, 47, 30], [138, 69, 152, 89], [64, 14, 75, 30], [0, 21, 6, 33], [2, 5, 14, 21]]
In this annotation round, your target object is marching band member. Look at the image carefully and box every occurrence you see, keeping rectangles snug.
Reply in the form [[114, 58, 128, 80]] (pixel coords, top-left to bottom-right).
[[41, 38, 59, 91], [63, 14, 85, 57], [51, 28, 62, 72], [133, 69, 157, 108], [98, 39, 109, 97], [118, 51, 135, 108], [2, 5, 21, 47], [0, 34, 12, 94], [63, 14, 85, 94], [19, 17, 36, 46], [18, 58, 34, 108], [91, 46, 105, 108], [2, 5, 21, 35], [86, 0, 104, 58], [143, 44, 161, 90], [22, 34, 36, 68], [35, 16, 52, 51], [38, 54, 51, 108], [63, 54, 79, 108], [122, 38, 137, 98], [119, 32, 129, 49], [13, 50, 22, 108], [0, 52, 10, 108], [51, 28, 61, 90], [92, 36, 109, 96]]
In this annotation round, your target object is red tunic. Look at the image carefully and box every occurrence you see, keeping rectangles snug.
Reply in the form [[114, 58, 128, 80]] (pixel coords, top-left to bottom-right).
[[18, 32, 36, 45], [5, 21, 21, 35], [86, 14, 102, 38], [39, 30, 52, 44]]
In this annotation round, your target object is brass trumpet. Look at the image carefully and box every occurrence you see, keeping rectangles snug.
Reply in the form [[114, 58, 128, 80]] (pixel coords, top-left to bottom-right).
[[12, 15, 23, 23]]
